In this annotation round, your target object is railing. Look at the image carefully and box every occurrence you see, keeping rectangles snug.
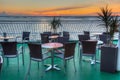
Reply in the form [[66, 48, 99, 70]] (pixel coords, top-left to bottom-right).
[[0, 16, 107, 40]]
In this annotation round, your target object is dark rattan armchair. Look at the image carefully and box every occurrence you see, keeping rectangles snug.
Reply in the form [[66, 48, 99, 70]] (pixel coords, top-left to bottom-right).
[[84, 31, 90, 36], [78, 34, 90, 56], [22, 32, 30, 41], [26, 43, 50, 77], [16, 32, 30, 65], [80, 40, 97, 64], [1, 42, 23, 70], [99, 34, 110, 44], [57, 36, 69, 44], [40, 33, 49, 43], [63, 31, 70, 40], [55, 42, 76, 72]]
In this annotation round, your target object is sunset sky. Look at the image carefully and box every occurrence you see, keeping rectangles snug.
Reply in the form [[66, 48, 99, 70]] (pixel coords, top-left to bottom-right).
[[0, 0, 120, 16]]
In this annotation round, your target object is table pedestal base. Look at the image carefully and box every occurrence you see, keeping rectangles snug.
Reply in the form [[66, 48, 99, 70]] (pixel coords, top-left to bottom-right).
[[45, 64, 60, 71]]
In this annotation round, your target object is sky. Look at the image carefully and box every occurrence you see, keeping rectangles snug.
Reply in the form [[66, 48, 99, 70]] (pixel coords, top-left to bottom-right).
[[0, 0, 120, 16]]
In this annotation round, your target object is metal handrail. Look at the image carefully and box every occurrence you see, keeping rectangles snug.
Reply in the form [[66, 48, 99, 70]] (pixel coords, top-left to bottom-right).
[[0, 18, 108, 40]]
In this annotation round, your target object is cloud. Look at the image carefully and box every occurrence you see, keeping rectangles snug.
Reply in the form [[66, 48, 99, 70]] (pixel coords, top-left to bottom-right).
[[34, 5, 91, 13], [112, 12, 120, 15]]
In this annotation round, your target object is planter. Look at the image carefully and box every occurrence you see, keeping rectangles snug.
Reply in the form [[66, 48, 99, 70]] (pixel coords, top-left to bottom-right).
[[100, 46, 118, 73]]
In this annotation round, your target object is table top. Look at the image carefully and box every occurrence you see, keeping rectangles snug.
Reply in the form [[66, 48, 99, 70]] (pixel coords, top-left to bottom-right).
[[91, 33, 102, 35], [42, 42, 63, 49], [0, 36, 14, 39], [49, 35, 59, 39]]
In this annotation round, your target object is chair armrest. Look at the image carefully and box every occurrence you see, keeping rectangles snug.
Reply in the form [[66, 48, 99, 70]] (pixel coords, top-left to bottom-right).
[[23, 37, 29, 41]]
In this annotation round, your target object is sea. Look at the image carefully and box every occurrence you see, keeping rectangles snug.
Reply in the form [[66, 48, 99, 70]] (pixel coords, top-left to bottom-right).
[[0, 16, 119, 40]]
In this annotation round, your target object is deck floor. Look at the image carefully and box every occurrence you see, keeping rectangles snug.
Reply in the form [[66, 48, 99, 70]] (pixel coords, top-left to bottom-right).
[[0, 42, 120, 80]]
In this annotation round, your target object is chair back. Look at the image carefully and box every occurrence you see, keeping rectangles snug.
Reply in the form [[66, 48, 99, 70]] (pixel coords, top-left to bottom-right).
[[81, 40, 97, 54], [84, 31, 90, 35], [63, 31, 70, 39], [3, 32, 8, 41], [22, 32, 30, 40], [64, 42, 76, 58], [3, 32, 7, 37], [57, 37, 69, 44], [1, 42, 17, 55], [99, 34, 110, 44], [28, 43, 42, 59], [43, 32, 52, 36], [40, 33, 49, 43], [51, 33, 60, 36], [78, 35, 90, 42], [102, 32, 110, 35]]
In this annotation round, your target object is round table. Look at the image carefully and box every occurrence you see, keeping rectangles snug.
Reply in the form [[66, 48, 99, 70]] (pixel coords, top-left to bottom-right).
[[49, 35, 59, 42], [0, 36, 15, 41], [42, 42, 63, 71], [0, 36, 14, 39]]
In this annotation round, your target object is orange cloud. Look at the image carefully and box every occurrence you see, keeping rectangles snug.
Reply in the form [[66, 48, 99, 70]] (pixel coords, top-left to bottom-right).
[[1, 3, 120, 16]]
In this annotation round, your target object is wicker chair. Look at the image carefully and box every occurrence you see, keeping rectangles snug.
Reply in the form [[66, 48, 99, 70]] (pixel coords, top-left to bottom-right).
[[17, 32, 30, 65], [80, 40, 97, 64], [54, 36, 69, 53], [40, 33, 49, 43], [99, 34, 110, 44], [57, 36, 69, 44], [43, 32, 52, 37], [78, 34, 90, 56], [84, 31, 90, 35], [63, 31, 70, 40], [27, 43, 50, 76], [22, 32, 30, 41], [55, 42, 76, 72], [1, 42, 23, 69], [78, 35, 90, 42]]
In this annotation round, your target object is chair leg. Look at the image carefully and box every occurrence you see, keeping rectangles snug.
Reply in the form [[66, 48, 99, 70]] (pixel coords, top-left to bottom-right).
[[95, 55, 96, 64], [7, 58, 9, 66], [73, 58, 76, 72], [22, 53, 24, 66], [17, 56, 19, 71], [63, 60, 66, 74], [24, 60, 31, 80], [37, 62, 39, 69], [41, 61, 44, 77], [22, 44, 24, 54], [79, 49, 82, 63], [78, 44, 80, 57], [28, 60, 31, 75], [22, 44, 25, 66]]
